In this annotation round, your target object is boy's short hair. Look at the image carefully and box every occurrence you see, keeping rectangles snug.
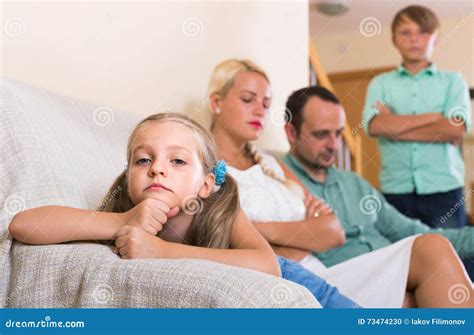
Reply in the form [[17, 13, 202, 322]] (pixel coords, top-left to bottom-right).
[[392, 5, 440, 34]]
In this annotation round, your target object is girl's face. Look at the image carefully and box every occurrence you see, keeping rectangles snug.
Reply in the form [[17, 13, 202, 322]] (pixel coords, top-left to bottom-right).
[[127, 121, 214, 209], [213, 71, 272, 142]]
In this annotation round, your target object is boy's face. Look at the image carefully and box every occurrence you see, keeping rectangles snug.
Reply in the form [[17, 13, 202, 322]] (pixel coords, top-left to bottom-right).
[[393, 16, 438, 63]]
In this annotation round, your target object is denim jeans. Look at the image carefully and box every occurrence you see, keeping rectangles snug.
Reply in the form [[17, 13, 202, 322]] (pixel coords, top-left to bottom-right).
[[277, 256, 360, 308], [384, 187, 466, 229]]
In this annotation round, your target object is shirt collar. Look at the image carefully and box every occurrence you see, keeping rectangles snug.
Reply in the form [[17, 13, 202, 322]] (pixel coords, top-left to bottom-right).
[[285, 153, 338, 185], [396, 63, 438, 76]]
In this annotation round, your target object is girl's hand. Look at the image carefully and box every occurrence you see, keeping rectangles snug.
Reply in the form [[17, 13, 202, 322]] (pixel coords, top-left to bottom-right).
[[120, 198, 179, 236], [304, 194, 333, 219], [113, 225, 168, 259]]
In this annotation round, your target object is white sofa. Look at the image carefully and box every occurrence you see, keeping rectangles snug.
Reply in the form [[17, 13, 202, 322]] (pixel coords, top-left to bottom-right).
[[0, 77, 320, 308]]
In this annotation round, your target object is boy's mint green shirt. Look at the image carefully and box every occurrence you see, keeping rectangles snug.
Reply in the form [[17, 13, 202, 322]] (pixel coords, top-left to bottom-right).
[[283, 153, 474, 267], [362, 64, 472, 194]]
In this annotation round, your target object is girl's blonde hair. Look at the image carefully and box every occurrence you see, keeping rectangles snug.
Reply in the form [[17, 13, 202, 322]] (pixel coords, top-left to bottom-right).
[[208, 59, 301, 196], [98, 113, 239, 249]]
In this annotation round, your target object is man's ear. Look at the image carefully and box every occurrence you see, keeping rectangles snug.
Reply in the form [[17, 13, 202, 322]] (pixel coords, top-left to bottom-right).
[[284, 123, 298, 146], [198, 173, 216, 199]]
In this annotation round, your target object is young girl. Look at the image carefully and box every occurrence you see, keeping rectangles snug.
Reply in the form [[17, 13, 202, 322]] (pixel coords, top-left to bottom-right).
[[207, 58, 474, 308], [9, 112, 358, 308]]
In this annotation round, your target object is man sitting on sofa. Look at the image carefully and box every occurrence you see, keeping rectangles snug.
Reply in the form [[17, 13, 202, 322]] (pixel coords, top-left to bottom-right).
[[281, 85, 474, 280]]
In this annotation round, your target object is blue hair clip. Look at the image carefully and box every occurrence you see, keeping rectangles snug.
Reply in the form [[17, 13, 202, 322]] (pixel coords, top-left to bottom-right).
[[213, 160, 227, 186]]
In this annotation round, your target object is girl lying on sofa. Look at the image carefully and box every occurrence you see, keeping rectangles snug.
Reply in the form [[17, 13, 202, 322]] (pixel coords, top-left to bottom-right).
[[9, 112, 358, 308]]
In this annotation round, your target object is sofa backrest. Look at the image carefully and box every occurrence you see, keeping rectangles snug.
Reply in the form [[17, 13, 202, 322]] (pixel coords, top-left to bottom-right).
[[0, 76, 141, 237]]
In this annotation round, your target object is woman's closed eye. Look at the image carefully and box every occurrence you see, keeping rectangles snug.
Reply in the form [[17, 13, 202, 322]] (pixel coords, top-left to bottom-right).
[[241, 97, 270, 109]]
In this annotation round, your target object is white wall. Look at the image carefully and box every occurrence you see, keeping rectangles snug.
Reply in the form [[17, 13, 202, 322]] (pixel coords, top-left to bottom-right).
[[1, 0, 309, 152]]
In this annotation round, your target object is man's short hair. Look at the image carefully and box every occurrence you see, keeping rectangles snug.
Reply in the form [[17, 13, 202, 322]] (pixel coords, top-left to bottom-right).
[[285, 86, 340, 134]]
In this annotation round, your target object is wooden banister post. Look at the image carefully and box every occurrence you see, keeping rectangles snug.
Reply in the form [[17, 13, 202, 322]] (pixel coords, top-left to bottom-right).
[[309, 39, 362, 176]]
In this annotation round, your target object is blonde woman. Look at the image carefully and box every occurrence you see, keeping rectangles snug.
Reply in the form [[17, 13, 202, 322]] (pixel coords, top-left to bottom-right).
[[208, 58, 474, 308]]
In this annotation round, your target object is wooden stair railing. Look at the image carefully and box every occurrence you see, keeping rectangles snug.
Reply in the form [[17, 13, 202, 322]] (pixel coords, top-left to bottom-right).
[[309, 39, 362, 175]]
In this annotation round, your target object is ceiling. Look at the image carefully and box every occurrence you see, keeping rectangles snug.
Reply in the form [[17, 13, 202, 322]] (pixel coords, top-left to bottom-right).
[[310, 0, 474, 36]]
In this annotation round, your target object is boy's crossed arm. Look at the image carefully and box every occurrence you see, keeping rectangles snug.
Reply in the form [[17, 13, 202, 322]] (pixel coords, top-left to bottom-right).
[[368, 103, 465, 144]]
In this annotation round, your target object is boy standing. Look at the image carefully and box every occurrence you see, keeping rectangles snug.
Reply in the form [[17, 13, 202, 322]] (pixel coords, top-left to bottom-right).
[[363, 5, 472, 228]]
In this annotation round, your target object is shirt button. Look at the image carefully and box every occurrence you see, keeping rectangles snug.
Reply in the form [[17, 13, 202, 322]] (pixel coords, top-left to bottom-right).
[[360, 237, 366, 243], [412, 93, 417, 97]]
